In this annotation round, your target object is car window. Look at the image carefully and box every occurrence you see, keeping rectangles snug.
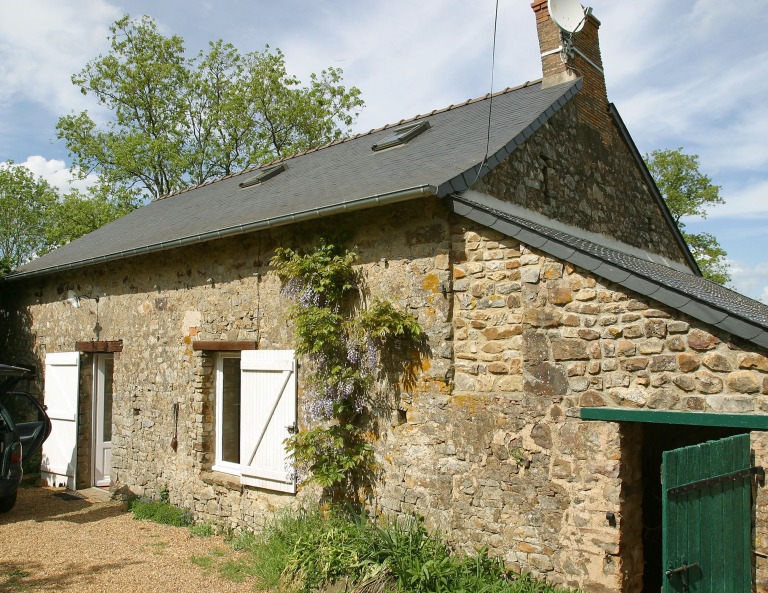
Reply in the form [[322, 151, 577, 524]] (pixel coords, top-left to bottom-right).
[[3, 392, 45, 424]]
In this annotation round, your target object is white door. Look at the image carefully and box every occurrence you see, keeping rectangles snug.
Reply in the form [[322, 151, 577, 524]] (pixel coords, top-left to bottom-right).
[[41, 352, 80, 489], [93, 354, 113, 487]]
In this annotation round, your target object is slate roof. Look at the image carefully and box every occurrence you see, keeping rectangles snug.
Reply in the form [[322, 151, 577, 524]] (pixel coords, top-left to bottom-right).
[[450, 194, 768, 349], [9, 78, 581, 278]]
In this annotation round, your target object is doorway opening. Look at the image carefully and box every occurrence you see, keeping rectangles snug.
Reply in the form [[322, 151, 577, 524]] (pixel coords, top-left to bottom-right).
[[92, 354, 114, 487]]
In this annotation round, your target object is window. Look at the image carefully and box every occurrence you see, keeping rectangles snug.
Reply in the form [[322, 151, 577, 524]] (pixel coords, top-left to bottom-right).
[[214, 354, 241, 471], [238, 163, 286, 188], [213, 350, 297, 493], [371, 120, 430, 152]]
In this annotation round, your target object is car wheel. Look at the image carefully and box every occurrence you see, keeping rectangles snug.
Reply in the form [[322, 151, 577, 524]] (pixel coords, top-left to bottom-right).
[[0, 491, 17, 513]]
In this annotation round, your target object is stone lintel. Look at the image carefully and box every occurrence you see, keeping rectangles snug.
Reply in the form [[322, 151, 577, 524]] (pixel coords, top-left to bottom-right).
[[75, 340, 123, 353], [192, 340, 257, 351]]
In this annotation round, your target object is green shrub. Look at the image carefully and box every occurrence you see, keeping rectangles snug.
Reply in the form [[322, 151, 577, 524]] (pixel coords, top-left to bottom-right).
[[128, 495, 194, 527], [244, 508, 327, 590], [243, 506, 580, 593]]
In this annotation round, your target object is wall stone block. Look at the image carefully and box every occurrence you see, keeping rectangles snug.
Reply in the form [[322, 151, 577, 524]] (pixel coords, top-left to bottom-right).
[[688, 329, 721, 351], [702, 352, 733, 372], [695, 371, 724, 394], [726, 371, 761, 394], [552, 339, 590, 361], [677, 353, 700, 373], [740, 353, 768, 373]]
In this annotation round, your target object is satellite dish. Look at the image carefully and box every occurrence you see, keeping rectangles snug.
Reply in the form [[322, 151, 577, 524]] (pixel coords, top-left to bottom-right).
[[548, 0, 586, 34], [66, 290, 81, 308]]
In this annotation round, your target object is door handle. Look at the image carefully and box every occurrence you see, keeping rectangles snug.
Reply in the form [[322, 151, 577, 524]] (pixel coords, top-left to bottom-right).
[[666, 562, 699, 577], [666, 562, 699, 591]]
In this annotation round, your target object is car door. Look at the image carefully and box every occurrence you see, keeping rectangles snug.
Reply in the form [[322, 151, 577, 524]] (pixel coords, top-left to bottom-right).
[[1, 390, 52, 461]]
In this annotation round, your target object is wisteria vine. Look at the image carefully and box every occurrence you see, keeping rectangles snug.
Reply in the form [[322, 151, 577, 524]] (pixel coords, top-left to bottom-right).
[[271, 240, 426, 500]]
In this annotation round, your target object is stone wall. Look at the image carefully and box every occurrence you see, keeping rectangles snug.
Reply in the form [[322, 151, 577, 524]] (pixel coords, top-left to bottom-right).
[[477, 99, 689, 265], [374, 220, 768, 592], [0, 199, 452, 530]]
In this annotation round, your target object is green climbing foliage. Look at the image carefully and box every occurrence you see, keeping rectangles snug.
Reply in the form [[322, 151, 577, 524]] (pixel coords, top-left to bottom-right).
[[271, 240, 426, 501]]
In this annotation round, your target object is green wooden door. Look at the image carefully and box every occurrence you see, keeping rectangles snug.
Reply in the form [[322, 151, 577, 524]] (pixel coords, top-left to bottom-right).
[[662, 434, 752, 592]]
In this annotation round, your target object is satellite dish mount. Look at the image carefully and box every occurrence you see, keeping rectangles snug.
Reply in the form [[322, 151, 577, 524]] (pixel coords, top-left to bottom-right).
[[545, 0, 602, 74]]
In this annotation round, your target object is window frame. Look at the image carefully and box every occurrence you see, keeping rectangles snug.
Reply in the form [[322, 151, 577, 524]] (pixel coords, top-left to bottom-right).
[[212, 352, 242, 476]]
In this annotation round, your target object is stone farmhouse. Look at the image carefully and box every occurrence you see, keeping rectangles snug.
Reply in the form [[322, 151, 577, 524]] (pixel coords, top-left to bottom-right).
[[3, 2, 768, 592]]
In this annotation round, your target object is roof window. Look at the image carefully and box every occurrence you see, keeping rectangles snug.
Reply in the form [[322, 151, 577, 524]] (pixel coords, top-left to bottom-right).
[[371, 121, 430, 152], [239, 163, 286, 188]]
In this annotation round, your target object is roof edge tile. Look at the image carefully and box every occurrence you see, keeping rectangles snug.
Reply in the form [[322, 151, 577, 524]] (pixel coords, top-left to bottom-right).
[[448, 194, 768, 348]]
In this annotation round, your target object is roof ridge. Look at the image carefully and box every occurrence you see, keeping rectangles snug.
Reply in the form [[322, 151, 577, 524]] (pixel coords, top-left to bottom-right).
[[155, 78, 545, 202]]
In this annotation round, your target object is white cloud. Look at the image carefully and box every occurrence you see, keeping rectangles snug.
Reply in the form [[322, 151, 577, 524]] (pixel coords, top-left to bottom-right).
[[276, 0, 541, 133], [729, 259, 768, 302], [0, 0, 121, 114], [707, 179, 768, 219], [17, 155, 98, 194]]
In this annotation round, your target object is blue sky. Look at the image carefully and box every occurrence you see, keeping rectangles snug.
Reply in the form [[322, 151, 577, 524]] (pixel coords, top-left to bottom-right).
[[1, 0, 766, 301]]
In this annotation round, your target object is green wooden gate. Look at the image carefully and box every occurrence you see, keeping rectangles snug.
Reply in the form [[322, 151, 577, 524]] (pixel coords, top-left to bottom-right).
[[662, 434, 757, 592]]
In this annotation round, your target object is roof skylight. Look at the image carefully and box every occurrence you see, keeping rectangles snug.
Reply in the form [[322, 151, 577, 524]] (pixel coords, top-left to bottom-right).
[[371, 121, 430, 152], [239, 163, 286, 188]]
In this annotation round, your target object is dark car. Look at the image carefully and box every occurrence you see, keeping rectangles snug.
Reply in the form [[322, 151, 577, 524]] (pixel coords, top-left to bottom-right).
[[0, 364, 52, 512]]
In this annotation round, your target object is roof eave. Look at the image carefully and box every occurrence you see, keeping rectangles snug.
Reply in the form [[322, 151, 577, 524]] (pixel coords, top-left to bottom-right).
[[3, 184, 438, 282]]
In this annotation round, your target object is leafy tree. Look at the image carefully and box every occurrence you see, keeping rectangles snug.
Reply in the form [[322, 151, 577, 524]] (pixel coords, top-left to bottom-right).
[[57, 15, 364, 200], [645, 147, 730, 285], [0, 162, 59, 272]]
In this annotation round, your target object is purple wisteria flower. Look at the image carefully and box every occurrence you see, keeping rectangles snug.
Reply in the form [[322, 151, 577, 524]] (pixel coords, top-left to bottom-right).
[[338, 379, 355, 399], [305, 393, 335, 423], [281, 277, 304, 299], [298, 286, 321, 308], [346, 339, 362, 364], [366, 339, 379, 371]]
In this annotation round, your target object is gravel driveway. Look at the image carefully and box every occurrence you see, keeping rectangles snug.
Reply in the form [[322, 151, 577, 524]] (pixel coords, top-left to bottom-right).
[[0, 485, 262, 593]]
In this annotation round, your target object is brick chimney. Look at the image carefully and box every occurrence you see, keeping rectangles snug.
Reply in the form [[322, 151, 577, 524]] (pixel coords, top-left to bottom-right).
[[531, 1, 611, 142]]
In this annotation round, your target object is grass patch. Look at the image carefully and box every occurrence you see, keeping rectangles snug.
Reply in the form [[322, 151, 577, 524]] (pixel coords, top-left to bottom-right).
[[242, 507, 580, 593], [189, 545, 259, 583], [149, 540, 168, 556], [190, 522, 215, 537], [218, 558, 258, 583], [2, 569, 30, 592], [128, 495, 193, 527], [190, 555, 215, 570]]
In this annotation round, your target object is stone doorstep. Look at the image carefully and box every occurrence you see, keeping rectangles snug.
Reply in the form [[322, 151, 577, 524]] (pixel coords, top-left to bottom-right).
[[77, 486, 112, 503]]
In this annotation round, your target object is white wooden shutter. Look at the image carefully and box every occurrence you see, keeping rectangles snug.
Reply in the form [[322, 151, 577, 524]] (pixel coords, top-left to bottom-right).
[[41, 352, 80, 489], [239, 350, 297, 493]]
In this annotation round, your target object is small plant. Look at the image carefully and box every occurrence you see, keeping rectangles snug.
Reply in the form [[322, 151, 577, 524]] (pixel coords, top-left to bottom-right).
[[128, 494, 194, 527], [189, 522, 215, 537]]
